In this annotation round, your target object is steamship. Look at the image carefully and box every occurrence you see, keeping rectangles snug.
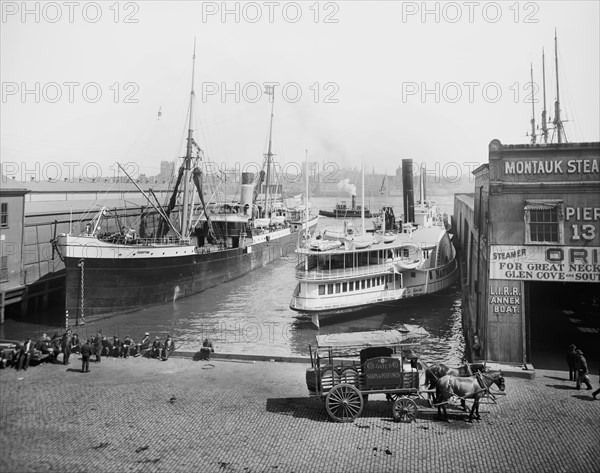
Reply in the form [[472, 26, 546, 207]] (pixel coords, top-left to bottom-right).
[[319, 194, 372, 218], [290, 160, 458, 327], [54, 46, 318, 323]]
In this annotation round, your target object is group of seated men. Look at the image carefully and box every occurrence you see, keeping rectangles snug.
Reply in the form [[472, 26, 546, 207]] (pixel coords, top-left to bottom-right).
[[90, 332, 174, 361], [3, 331, 175, 370]]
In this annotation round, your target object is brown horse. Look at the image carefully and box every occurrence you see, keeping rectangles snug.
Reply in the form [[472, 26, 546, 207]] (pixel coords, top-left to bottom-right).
[[435, 370, 505, 422], [425, 362, 488, 410]]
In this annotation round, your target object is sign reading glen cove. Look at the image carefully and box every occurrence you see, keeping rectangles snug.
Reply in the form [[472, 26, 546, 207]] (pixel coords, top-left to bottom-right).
[[490, 245, 600, 282]]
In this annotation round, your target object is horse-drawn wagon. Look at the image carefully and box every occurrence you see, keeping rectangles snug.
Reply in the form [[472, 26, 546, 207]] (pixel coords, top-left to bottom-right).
[[305, 328, 432, 423]]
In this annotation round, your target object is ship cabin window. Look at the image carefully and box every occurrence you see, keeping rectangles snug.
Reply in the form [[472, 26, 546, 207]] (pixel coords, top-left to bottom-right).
[[342, 282, 347, 292], [524, 200, 564, 244], [361, 280, 365, 289], [318, 285, 325, 295], [402, 248, 410, 258], [0, 203, 7, 228], [367, 279, 371, 288], [335, 283, 341, 293], [327, 283, 334, 294], [0, 255, 7, 282], [350, 281, 355, 291]]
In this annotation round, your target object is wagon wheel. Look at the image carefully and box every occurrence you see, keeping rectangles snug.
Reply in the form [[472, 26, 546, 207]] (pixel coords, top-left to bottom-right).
[[392, 397, 418, 423], [386, 393, 401, 402], [325, 384, 364, 422]]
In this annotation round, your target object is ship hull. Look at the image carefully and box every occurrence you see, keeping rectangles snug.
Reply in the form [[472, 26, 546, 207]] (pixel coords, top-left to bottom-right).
[[319, 209, 372, 218], [61, 219, 317, 322]]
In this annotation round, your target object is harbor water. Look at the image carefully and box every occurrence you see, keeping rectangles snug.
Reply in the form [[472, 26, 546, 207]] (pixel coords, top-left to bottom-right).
[[1, 195, 465, 364]]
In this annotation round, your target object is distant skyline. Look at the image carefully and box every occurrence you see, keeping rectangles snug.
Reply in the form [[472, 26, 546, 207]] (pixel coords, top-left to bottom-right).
[[2, 1, 599, 183]]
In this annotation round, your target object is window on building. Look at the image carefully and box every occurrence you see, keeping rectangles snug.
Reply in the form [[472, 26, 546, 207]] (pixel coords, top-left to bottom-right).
[[525, 200, 564, 244], [0, 203, 7, 228], [0, 256, 7, 282]]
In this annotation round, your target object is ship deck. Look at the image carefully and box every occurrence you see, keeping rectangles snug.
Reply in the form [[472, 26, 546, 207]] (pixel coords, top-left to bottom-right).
[[298, 225, 445, 255]]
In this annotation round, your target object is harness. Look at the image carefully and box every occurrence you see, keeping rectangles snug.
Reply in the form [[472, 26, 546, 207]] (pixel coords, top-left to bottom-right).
[[432, 372, 501, 407]]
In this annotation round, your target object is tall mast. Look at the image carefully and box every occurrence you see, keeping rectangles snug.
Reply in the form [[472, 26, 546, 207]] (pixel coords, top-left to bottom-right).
[[264, 86, 276, 218], [181, 38, 196, 236], [541, 48, 548, 143], [305, 149, 309, 241], [361, 160, 365, 234], [529, 63, 536, 144], [553, 29, 565, 144]]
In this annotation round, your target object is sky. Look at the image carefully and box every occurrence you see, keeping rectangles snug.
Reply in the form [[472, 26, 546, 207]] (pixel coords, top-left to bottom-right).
[[1, 1, 599, 184]]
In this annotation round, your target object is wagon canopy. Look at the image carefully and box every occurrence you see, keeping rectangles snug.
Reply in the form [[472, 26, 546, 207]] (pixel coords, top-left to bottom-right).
[[315, 325, 429, 349]]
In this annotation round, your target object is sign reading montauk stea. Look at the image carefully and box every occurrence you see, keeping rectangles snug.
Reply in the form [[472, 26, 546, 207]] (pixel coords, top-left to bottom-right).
[[490, 245, 600, 282]]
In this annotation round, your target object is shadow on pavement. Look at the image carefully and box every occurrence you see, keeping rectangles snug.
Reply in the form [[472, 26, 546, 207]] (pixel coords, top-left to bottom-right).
[[572, 394, 595, 402], [266, 397, 330, 422], [543, 375, 569, 381], [545, 384, 576, 390]]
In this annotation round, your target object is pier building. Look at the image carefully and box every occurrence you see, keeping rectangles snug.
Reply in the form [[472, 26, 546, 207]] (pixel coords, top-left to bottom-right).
[[0, 177, 29, 323], [454, 140, 600, 369]]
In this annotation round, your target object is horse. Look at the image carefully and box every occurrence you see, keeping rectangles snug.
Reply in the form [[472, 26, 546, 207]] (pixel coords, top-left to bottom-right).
[[435, 370, 505, 422], [425, 362, 488, 410]]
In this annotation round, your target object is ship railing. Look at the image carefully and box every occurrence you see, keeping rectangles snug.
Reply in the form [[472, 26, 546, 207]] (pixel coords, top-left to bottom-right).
[[295, 262, 393, 281], [99, 236, 193, 247]]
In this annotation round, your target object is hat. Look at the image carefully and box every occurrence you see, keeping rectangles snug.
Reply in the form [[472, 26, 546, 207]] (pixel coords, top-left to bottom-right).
[[568, 344, 576, 349], [145, 332, 149, 336], [576, 349, 583, 354], [155, 336, 159, 339]]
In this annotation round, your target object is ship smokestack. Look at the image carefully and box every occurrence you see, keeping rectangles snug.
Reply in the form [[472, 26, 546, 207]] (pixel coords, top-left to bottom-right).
[[402, 159, 415, 224], [241, 172, 254, 215], [352, 194, 356, 210]]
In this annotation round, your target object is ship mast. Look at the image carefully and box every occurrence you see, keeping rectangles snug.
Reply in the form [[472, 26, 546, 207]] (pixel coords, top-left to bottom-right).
[[181, 39, 197, 237], [553, 29, 566, 144], [361, 160, 365, 234], [529, 63, 537, 144], [264, 86, 276, 218], [305, 149, 309, 243], [541, 48, 549, 143]]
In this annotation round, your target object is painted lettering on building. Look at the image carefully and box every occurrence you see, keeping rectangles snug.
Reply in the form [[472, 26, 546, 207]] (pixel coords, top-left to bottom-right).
[[565, 207, 599, 242], [490, 245, 600, 282], [489, 285, 521, 315], [505, 158, 600, 175]]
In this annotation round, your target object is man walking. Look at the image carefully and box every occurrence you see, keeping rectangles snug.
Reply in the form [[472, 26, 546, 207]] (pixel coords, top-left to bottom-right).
[[81, 338, 92, 373], [575, 349, 593, 390]]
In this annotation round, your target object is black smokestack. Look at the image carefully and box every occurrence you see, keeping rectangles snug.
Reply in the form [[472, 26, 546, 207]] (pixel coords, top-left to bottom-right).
[[402, 159, 414, 223], [352, 195, 356, 210]]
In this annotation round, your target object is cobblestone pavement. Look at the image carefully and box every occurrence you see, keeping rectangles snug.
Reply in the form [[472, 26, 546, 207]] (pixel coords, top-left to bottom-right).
[[1, 355, 598, 473]]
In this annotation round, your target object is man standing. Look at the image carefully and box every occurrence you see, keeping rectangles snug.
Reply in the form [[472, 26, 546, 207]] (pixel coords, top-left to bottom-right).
[[566, 344, 578, 381], [16, 338, 33, 371], [81, 338, 92, 373], [94, 332, 103, 363], [161, 335, 173, 361], [575, 349, 593, 390], [62, 329, 73, 365]]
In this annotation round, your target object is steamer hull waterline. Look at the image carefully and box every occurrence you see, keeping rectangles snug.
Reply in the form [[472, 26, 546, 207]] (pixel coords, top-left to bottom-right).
[[54, 45, 318, 323]]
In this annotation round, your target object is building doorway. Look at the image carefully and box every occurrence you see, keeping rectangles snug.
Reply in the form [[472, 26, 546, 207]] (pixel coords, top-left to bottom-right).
[[526, 281, 599, 372]]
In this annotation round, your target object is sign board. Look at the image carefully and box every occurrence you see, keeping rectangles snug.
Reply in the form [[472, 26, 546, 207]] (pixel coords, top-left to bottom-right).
[[490, 245, 600, 282], [364, 357, 402, 387]]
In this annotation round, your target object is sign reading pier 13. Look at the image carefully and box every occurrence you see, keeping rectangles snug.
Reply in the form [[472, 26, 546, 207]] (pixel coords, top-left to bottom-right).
[[490, 245, 600, 283]]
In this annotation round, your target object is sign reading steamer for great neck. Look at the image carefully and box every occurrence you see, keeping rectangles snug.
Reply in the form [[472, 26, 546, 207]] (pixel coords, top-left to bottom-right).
[[490, 245, 600, 283]]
